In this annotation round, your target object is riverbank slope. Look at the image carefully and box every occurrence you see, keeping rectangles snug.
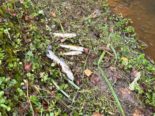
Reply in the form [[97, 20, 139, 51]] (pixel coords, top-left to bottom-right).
[[0, 0, 155, 115]]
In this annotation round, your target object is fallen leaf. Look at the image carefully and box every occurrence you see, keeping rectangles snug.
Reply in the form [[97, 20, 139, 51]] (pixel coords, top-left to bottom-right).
[[24, 62, 32, 72], [99, 44, 110, 51], [83, 48, 89, 54], [119, 88, 134, 103], [121, 57, 128, 65], [90, 74, 100, 85], [133, 109, 144, 116], [84, 69, 93, 77], [120, 88, 131, 95], [50, 11, 56, 17], [92, 112, 103, 116]]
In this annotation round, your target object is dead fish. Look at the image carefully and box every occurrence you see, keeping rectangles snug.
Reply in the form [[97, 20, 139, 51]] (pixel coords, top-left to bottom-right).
[[46, 49, 74, 81], [53, 33, 77, 38], [63, 51, 83, 56], [60, 44, 84, 52]]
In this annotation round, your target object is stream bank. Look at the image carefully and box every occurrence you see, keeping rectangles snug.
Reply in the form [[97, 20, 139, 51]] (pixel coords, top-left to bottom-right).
[[0, 0, 155, 115], [108, 0, 155, 60]]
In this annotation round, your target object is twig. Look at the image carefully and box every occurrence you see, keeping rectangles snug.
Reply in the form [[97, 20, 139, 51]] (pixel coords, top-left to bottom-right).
[[25, 80, 35, 116], [110, 45, 118, 64]]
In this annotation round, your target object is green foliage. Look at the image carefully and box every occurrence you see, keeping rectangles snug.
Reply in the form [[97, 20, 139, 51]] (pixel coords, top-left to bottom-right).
[[0, 77, 11, 112]]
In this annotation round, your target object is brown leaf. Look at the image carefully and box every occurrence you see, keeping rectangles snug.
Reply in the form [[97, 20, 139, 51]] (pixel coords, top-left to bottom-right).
[[107, 66, 121, 83], [92, 112, 103, 116], [90, 74, 100, 85], [83, 48, 89, 54], [84, 69, 93, 77], [133, 109, 144, 116], [120, 88, 131, 96], [24, 62, 32, 72], [99, 44, 111, 51], [130, 69, 139, 80], [50, 11, 56, 17], [119, 88, 136, 104]]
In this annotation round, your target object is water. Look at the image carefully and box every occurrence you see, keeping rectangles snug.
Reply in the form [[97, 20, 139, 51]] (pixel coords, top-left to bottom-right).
[[108, 0, 155, 60]]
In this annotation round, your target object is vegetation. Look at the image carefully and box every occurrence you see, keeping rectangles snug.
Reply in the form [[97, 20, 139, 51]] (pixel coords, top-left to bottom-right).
[[0, 0, 155, 115]]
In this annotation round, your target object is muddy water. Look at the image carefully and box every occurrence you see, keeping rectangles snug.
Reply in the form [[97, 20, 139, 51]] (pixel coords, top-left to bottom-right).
[[108, 0, 155, 60]]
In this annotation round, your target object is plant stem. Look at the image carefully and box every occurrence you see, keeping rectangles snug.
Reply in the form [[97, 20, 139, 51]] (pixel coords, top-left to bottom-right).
[[25, 80, 35, 116], [98, 52, 125, 116]]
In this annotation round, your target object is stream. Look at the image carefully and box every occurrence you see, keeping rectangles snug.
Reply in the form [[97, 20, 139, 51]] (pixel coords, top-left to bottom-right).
[[108, 0, 155, 60]]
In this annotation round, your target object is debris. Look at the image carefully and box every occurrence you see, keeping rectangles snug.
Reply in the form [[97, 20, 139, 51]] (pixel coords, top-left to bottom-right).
[[83, 48, 89, 54], [62, 51, 82, 56], [91, 9, 101, 18], [53, 33, 77, 38], [46, 48, 74, 81], [129, 72, 141, 91], [84, 69, 93, 77], [24, 62, 32, 72], [99, 44, 111, 51], [50, 11, 56, 17], [121, 57, 129, 66], [119, 88, 131, 97], [119, 88, 136, 104], [133, 109, 144, 116], [92, 112, 103, 116], [60, 44, 84, 52], [86, 9, 101, 20], [90, 74, 100, 85]]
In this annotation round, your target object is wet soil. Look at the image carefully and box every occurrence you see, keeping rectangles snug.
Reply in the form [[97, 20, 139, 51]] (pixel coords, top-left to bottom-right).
[[108, 0, 155, 60]]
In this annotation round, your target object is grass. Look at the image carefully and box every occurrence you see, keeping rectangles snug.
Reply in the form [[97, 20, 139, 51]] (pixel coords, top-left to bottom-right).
[[0, 0, 155, 115], [98, 51, 125, 116]]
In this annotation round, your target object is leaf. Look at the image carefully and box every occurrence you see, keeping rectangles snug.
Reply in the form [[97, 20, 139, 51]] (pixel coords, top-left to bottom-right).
[[50, 11, 56, 17], [84, 69, 93, 77], [121, 57, 128, 66], [92, 112, 103, 116], [132, 109, 144, 116], [30, 96, 40, 106], [24, 62, 32, 72], [38, 10, 44, 15]]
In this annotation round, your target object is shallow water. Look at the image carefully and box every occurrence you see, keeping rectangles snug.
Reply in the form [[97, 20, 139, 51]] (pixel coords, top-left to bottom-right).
[[108, 0, 155, 60]]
